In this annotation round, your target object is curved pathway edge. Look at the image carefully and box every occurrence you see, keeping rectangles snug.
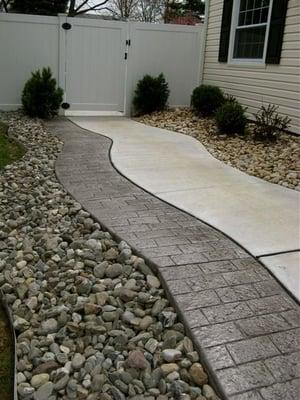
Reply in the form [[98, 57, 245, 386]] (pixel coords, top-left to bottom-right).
[[47, 118, 300, 400], [69, 116, 300, 301]]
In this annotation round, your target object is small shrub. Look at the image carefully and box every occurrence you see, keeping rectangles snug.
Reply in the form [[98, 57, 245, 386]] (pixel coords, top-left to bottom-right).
[[215, 101, 247, 135], [253, 104, 291, 140], [191, 85, 225, 116], [133, 73, 170, 115], [22, 67, 63, 119], [224, 93, 238, 103]]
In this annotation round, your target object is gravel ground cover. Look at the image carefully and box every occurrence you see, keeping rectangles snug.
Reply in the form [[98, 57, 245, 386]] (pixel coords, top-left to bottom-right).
[[0, 112, 220, 400], [136, 108, 300, 191]]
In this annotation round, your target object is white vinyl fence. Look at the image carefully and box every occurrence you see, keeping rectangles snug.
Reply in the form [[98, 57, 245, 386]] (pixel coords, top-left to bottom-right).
[[0, 13, 203, 115]]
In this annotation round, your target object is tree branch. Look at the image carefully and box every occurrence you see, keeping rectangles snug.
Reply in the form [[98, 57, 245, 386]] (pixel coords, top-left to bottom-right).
[[74, 0, 90, 12], [71, 0, 110, 15], [0, 0, 10, 12]]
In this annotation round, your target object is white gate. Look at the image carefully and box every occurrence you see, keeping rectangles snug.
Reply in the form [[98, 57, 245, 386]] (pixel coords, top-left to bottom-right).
[[61, 17, 128, 114]]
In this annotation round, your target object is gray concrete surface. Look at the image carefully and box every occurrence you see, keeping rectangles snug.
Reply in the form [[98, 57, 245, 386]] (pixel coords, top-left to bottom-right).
[[69, 116, 300, 301]]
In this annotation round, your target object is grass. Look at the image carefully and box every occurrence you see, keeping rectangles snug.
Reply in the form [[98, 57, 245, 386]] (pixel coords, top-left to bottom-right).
[[0, 121, 25, 169], [0, 119, 20, 400], [0, 304, 14, 400]]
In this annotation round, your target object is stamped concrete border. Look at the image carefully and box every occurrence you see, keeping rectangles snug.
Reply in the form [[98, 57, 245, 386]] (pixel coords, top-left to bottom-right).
[[47, 118, 300, 400]]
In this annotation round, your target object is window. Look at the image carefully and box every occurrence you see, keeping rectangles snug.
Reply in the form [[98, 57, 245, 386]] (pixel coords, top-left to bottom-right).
[[231, 0, 273, 62], [218, 0, 288, 65]]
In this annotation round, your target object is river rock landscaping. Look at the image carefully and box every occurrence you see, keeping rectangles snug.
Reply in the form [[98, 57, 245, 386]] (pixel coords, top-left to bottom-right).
[[136, 108, 300, 191], [0, 112, 220, 400]]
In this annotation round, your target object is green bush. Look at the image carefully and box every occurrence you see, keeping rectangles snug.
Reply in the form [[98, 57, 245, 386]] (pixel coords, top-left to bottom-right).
[[224, 93, 238, 104], [191, 85, 225, 116], [215, 101, 247, 135], [133, 73, 170, 115], [253, 104, 291, 140], [22, 67, 63, 119]]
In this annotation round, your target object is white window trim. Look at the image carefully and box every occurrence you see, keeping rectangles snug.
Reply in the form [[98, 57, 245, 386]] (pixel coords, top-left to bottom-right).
[[228, 0, 273, 66]]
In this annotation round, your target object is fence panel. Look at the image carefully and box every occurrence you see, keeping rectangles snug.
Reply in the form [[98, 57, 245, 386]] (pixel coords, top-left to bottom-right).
[[126, 22, 203, 113], [0, 13, 59, 110]]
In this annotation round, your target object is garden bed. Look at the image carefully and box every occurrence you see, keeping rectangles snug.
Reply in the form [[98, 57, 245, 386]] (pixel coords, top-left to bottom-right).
[[136, 108, 299, 191], [0, 112, 220, 400]]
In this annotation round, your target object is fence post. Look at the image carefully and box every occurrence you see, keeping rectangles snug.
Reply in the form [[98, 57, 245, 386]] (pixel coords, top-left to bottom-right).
[[124, 22, 132, 117], [58, 14, 68, 113]]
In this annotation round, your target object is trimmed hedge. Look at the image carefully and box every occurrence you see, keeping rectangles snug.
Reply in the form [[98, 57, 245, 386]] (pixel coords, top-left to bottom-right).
[[133, 73, 170, 115], [191, 85, 225, 116], [22, 67, 63, 119], [215, 100, 247, 135]]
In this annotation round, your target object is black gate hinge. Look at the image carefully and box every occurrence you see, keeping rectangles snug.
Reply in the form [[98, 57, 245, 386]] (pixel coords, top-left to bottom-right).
[[124, 52, 128, 60], [62, 22, 72, 30], [61, 102, 70, 109], [126, 39, 131, 46]]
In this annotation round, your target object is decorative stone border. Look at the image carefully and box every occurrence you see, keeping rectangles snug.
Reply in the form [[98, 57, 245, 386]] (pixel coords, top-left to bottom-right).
[[47, 118, 300, 400]]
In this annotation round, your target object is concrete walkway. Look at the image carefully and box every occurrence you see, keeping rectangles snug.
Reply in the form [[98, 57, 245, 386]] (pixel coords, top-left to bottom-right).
[[70, 116, 300, 301], [47, 118, 300, 400]]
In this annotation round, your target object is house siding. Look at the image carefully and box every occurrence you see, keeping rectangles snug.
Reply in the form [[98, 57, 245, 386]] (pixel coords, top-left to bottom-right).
[[202, 0, 300, 134]]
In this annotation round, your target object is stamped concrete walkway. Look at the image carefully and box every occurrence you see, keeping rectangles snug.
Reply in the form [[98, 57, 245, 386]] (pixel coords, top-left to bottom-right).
[[69, 117, 300, 302], [47, 118, 300, 400]]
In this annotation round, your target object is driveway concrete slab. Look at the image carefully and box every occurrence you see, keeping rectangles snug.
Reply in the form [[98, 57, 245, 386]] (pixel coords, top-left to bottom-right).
[[159, 182, 298, 256], [259, 252, 300, 302], [70, 116, 300, 298]]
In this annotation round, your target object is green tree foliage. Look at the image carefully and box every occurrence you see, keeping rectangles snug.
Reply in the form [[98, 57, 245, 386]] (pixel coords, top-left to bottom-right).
[[253, 104, 291, 140], [133, 73, 170, 115], [10, 0, 68, 15], [191, 85, 225, 117], [215, 100, 247, 135], [22, 67, 63, 119], [164, 0, 184, 22], [164, 0, 205, 22], [184, 0, 205, 15]]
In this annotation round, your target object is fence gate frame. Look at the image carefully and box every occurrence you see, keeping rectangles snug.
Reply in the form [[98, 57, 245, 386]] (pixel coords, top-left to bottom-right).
[[58, 14, 129, 115]]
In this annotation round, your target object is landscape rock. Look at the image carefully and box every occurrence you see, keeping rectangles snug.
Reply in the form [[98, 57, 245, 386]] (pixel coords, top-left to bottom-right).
[[189, 363, 208, 386], [40, 319, 58, 335], [162, 349, 182, 363], [106, 263, 123, 278], [34, 382, 54, 400], [126, 350, 148, 370], [71, 353, 86, 370], [31, 373, 50, 388]]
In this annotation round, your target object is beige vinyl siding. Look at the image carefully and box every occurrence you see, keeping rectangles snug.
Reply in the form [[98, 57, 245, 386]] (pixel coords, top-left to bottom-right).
[[202, 0, 300, 134]]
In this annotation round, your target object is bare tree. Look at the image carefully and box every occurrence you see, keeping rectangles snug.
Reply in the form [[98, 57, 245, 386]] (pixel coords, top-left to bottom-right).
[[0, 0, 12, 11], [0, 1, 111, 16], [138, 0, 163, 22], [68, 0, 111, 16], [106, 0, 140, 20]]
